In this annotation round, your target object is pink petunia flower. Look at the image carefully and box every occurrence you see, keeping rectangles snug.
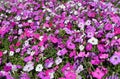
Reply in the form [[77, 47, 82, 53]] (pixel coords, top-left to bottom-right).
[[0, 51, 3, 57], [92, 67, 108, 79], [65, 71, 76, 79]]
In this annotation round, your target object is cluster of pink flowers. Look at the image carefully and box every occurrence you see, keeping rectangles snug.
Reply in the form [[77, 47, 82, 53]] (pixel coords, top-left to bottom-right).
[[0, 0, 120, 79]]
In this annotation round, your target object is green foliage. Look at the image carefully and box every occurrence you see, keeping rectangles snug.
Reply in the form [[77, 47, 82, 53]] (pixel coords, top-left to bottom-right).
[[0, 38, 10, 50], [43, 47, 57, 59], [117, 35, 120, 38], [9, 54, 25, 67], [59, 29, 66, 37]]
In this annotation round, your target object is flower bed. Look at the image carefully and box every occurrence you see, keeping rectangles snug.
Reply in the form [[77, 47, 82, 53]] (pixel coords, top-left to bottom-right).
[[0, 0, 120, 79]]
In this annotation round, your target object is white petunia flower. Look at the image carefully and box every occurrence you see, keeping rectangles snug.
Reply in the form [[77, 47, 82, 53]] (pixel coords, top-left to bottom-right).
[[78, 22, 85, 30], [93, 0, 98, 2], [49, 72, 54, 79], [0, 14, 4, 16], [27, 19, 33, 23], [30, 51, 35, 56], [59, 4, 65, 10], [40, 46, 45, 52], [15, 15, 21, 21], [35, 64, 43, 72], [85, 20, 91, 26], [39, 36, 43, 41], [9, 51, 14, 56], [78, 3, 82, 6], [77, 75, 82, 79], [88, 37, 98, 45], [18, 24, 23, 28], [27, 48, 32, 54], [74, 11, 78, 15], [24, 41, 29, 46], [23, 61, 34, 72], [3, 50, 7, 54], [47, 28, 51, 32], [55, 57, 62, 65], [64, 19, 69, 24], [18, 0, 23, 2], [12, 65, 17, 71], [76, 65, 84, 74], [114, 36, 118, 39], [79, 45, 84, 51], [46, 16, 50, 20]]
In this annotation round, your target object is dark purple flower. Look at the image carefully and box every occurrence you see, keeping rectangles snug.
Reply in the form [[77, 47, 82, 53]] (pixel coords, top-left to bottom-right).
[[4, 66, 12, 72]]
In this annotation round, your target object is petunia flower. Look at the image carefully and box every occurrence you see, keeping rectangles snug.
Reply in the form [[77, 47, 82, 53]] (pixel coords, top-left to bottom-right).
[[97, 44, 106, 52], [91, 56, 101, 65], [0, 51, 3, 57], [9, 51, 14, 56], [4, 66, 12, 72], [20, 73, 30, 79], [114, 27, 120, 35], [23, 61, 34, 72], [35, 64, 43, 72], [65, 71, 77, 79], [66, 40, 75, 50], [85, 43, 93, 51], [109, 54, 120, 65], [24, 56, 33, 62], [92, 67, 108, 79], [75, 64, 84, 74], [44, 58, 54, 68], [88, 37, 98, 45], [57, 48, 68, 56], [104, 23, 112, 31], [79, 45, 85, 51], [69, 50, 76, 58], [50, 35, 58, 43], [111, 15, 119, 24], [106, 74, 120, 79]]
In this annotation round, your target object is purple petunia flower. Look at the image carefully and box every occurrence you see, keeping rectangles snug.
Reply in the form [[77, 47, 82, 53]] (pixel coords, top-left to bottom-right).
[[20, 73, 30, 79], [106, 74, 120, 79], [109, 54, 120, 65], [66, 40, 75, 50], [57, 48, 68, 56]]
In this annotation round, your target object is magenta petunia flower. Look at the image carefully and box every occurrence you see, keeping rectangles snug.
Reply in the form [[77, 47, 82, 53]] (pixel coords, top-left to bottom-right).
[[69, 50, 76, 58], [50, 36, 58, 43], [92, 67, 108, 79], [114, 27, 120, 35], [66, 40, 75, 50], [104, 23, 112, 31], [0, 51, 3, 57], [97, 44, 106, 53], [85, 43, 93, 51]]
